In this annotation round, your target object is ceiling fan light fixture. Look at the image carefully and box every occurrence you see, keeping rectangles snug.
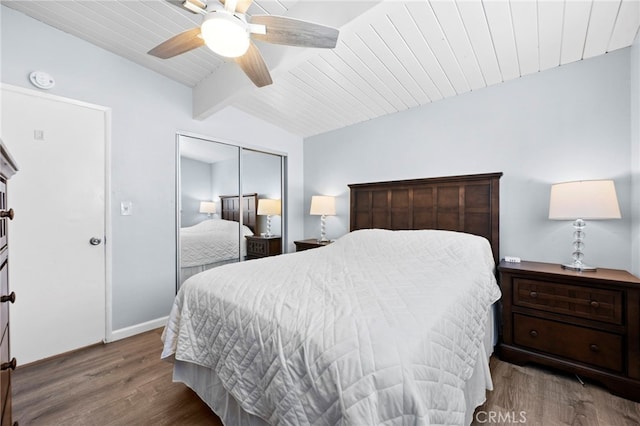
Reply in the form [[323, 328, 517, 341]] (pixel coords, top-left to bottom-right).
[[201, 12, 250, 58]]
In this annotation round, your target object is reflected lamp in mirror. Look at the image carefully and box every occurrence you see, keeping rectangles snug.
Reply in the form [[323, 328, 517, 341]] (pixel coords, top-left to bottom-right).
[[199, 201, 216, 218], [310, 195, 336, 243], [548, 179, 621, 272], [257, 199, 281, 237]]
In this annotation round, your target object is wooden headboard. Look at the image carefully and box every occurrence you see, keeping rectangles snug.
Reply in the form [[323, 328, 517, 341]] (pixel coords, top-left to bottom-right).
[[349, 173, 502, 264], [219, 193, 258, 233]]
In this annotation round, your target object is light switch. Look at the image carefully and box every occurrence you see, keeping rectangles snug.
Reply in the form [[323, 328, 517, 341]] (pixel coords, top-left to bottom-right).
[[121, 201, 133, 216]]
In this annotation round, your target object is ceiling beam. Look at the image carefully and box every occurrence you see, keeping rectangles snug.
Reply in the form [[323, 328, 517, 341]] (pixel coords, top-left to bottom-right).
[[192, 1, 383, 121]]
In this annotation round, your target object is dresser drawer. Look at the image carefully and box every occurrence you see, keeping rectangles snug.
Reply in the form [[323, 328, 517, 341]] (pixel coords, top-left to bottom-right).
[[513, 278, 623, 324], [0, 327, 9, 422], [0, 259, 6, 335], [513, 313, 623, 372], [245, 236, 281, 259]]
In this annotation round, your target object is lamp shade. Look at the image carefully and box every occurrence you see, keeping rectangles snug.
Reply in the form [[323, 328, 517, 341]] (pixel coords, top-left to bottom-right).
[[257, 199, 281, 216], [549, 179, 621, 220], [310, 195, 336, 216], [199, 201, 216, 214]]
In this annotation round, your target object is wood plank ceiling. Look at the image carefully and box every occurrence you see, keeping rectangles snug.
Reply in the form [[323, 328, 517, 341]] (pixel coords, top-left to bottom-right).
[[3, 0, 639, 137]]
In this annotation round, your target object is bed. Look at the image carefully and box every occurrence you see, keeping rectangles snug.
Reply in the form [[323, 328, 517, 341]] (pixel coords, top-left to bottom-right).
[[164, 172, 503, 425], [179, 194, 258, 284]]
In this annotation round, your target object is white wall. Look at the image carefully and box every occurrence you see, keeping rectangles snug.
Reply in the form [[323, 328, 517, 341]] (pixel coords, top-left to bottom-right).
[[304, 49, 633, 272], [1, 6, 304, 346], [180, 157, 213, 227], [632, 34, 640, 276]]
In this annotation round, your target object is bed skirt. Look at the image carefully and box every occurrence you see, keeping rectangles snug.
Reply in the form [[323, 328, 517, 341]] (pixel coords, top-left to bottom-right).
[[171, 307, 496, 426], [179, 259, 239, 287]]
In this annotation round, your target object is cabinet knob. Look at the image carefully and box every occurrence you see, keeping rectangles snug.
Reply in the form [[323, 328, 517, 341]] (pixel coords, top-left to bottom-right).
[[1, 357, 16, 371], [0, 291, 15, 303], [0, 208, 14, 220], [590, 344, 599, 353], [529, 330, 538, 338], [590, 300, 599, 309], [529, 291, 538, 298]]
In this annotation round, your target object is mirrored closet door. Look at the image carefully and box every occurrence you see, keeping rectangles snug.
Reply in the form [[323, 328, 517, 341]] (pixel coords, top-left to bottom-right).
[[176, 134, 286, 290]]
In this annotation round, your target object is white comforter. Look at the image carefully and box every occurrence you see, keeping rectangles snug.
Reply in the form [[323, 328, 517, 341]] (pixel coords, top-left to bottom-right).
[[180, 219, 253, 267], [163, 229, 501, 425]]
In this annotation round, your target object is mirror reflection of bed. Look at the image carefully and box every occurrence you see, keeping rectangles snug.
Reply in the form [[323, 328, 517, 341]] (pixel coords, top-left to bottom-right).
[[177, 135, 284, 288], [179, 194, 257, 284]]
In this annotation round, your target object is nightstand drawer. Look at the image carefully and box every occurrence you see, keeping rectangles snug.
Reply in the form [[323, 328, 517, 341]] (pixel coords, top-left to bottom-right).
[[513, 313, 623, 372], [513, 278, 623, 324], [245, 236, 281, 259]]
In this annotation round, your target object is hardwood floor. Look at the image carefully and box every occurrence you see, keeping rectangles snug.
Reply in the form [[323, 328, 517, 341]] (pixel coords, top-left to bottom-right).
[[13, 328, 221, 425], [12, 328, 640, 425], [472, 357, 640, 426]]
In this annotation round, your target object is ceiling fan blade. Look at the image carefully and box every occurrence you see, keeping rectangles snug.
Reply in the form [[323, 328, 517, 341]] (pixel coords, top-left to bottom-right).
[[250, 15, 339, 48], [235, 42, 273, 87], [220, 0, 253, 14], [148, 28, 204, 59]]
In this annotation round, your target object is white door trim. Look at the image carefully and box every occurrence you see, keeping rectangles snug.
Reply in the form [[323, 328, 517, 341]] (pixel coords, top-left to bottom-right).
[[1, 83, 113, 343]]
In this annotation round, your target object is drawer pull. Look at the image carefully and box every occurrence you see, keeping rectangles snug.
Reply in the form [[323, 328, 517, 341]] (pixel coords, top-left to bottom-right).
[[0, 292, 15, 304], [590, 344, 599, 353], [529, 330, 538, 338], [0, 357, 16, 371], [590, 300, 599, 309], [529, 291, 538, 298], [0, 208, 14, 220]]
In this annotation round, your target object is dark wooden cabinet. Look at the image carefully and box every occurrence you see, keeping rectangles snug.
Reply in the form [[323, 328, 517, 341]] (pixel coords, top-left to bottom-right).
[[498, 260, 640, 402], [293, 239, 332, 252], [0, 141, 17, 425], [245, 235, 281, 259]]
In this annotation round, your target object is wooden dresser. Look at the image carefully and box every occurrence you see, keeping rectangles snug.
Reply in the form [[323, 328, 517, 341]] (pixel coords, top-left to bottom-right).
[[498, 260, 640, 402], [0, 141, 18, 425]]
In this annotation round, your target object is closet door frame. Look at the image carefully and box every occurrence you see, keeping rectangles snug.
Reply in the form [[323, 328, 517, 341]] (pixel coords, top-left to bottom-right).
[[175, 131, 287, 293]]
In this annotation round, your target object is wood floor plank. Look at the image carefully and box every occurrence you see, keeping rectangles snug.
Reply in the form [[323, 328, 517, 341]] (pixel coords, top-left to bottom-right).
[[472, 356, 640, 425], [13, 329, 221, 425], [12, 328, 640, 425]]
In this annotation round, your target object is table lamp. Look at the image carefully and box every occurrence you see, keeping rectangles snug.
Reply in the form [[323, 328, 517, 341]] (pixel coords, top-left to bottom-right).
[[257, 199, 281, 237], [548, 179, 621, 271], [310, 195, 335, 242], [199, 201, 216, 218]]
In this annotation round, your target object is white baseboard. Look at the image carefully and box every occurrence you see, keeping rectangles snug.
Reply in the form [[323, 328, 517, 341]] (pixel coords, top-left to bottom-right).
[[106, 316, 168, 343]]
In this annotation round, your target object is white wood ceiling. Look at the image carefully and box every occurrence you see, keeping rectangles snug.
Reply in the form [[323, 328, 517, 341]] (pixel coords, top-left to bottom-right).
[[4, 0, 640, 137]]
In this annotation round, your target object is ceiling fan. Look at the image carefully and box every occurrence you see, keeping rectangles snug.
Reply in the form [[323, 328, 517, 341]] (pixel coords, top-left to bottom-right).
[[149, 0, 340, 87]]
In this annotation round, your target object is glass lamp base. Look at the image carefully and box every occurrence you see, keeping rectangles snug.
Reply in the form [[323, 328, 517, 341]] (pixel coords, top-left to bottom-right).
[[561, 262, 597, 272]]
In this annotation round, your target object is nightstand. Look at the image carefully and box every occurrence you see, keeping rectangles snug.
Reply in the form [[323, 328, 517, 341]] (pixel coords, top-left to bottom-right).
[[245, 235, 281, 260], [498, 260, 640, 402], [294, 239, 332, 252]]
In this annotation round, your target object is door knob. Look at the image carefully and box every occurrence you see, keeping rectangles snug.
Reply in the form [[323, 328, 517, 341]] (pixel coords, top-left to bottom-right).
[[0, 208, 14, 220], [89, 237, 102, 246]]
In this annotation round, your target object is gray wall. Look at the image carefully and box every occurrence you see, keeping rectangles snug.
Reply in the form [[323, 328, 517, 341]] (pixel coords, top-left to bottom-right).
[[180, 157, 213, 227], [632, 35, 640, 276], [1, 5, 304, 335], [211, 151, 283, 235], [304, 48, 634, 272], [243, 151, 283, 235]]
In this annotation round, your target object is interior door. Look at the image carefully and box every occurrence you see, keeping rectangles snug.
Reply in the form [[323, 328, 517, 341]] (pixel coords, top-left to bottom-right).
[[1, 85, 107, 364]]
